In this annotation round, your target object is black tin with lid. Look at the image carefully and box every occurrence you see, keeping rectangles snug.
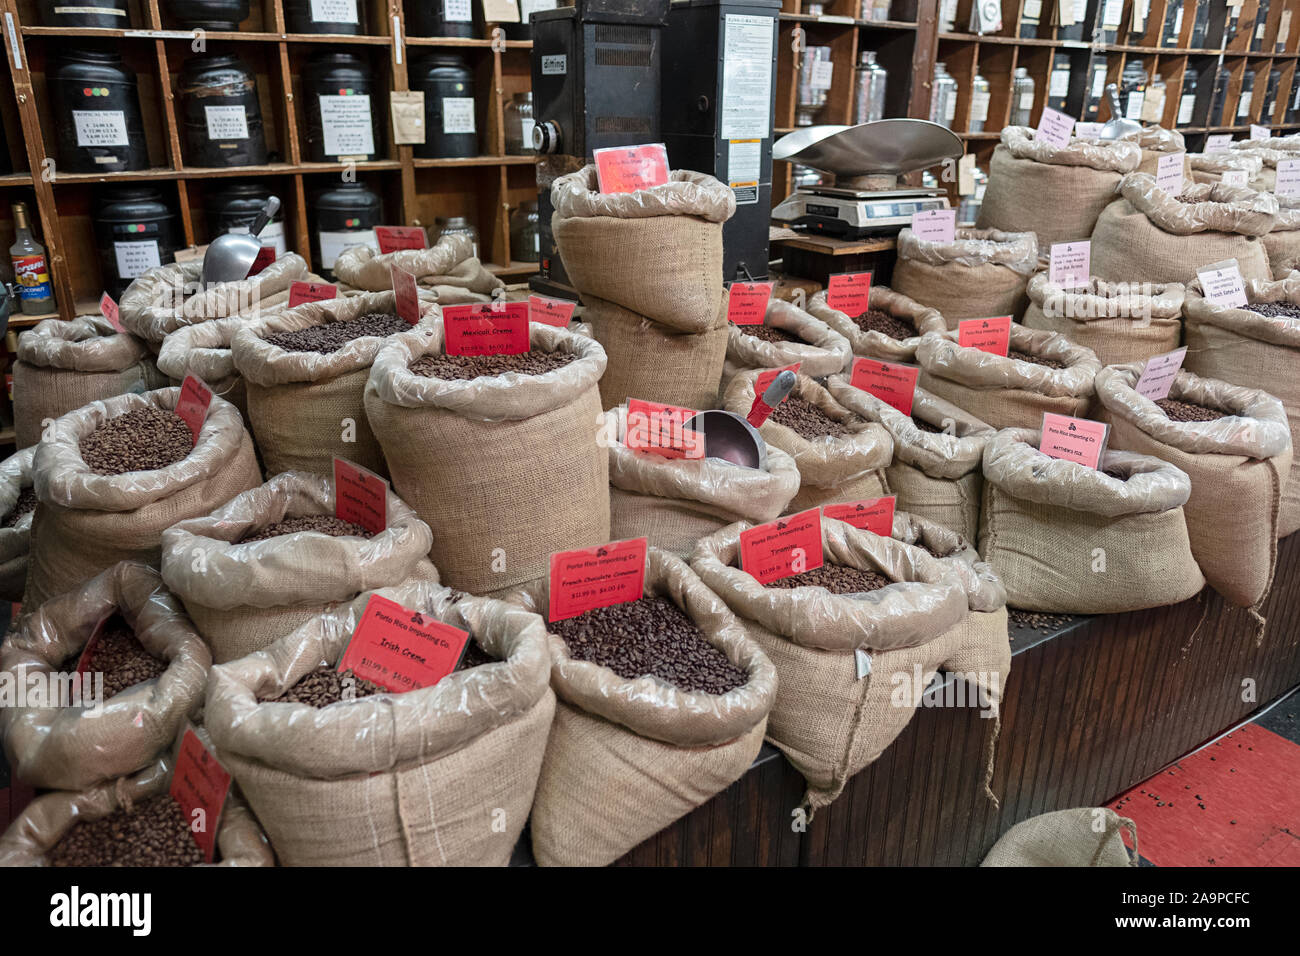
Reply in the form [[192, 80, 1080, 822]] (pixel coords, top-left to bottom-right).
[[163, 0, 250, 29], [38, 0, 131, 28], [404, 0, 477, 38], [284, 0, 366, 35], [310, 180, 382, 280], [178, 54, 268, 168], [93, 186, 181, 299], [205, 180, 287, 254], [410, 53, 478, 159], [302, 51, 384, 162], [49, 48, 149, 173]]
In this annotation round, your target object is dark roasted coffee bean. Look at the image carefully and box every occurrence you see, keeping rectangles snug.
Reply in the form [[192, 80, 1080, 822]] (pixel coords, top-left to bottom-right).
[[1008, 608, 1075, 633], [851, 308, 916, 340], [761, 561, 892, 594], [48, 793, 204, 867], [769, 395, 853, 439], [74, 616, 168, 700], [238, 514, 375, 543], [263, 644, 498, 708], [264, 312, 411, 354], [79, 407, 193, 475], [916, 541, 962, 559], [739, 323, 803, 344], [1007, 348, 1065, 369], [409, 349, 576, 381], [1156, 397, 1227, 423], [912, 416, 944, 434], [1243, 301, 1300, 320], [1, 487, 36, 528]]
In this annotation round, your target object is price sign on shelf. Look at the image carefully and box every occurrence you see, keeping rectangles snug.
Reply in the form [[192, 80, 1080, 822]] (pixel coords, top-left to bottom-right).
[[593, 143, 670, 194], [849, 357, 920, 415], [822, 495, 896, 537], [169, 727, 232, 863], [826, 271, 873, 316], [1049, 240, 1091, 290], [624, 398, 703, 460], [957, 315, 1012, 356], [288, 281, 338, 307], [910, 208, 956, 244], [99, 292, 125, 333], [1039, 412, 1109, 470], [333, 457, 388, 535], [336, 594, 471, 694], [1134, 347, 1186, 401], [1197, 259, 1248, 309], [175, 375, 213, 444], [1035, 106, 1076, 149], [726, 281, 774, 325], [442, 302, 530, 355], [528, 294, 577, 327], [548, 537, 648, 622], [738, 508, 823, 585], [374, 225, 427, 254]]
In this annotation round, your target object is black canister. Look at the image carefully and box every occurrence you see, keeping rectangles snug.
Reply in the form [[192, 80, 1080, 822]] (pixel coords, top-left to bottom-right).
[[38, 0, 130, 28], [178, 54, 268, 168], [310, 180, 381, 281], [410, 53, 478, 159], [93, 187, 181, 299], [49, 49, 149, 174], [164, 0, 251, 30], [302, 52, 384, 162], [405, 0, 476, 38], [204, 180, 288, 258], [284, 0, 366, 35]]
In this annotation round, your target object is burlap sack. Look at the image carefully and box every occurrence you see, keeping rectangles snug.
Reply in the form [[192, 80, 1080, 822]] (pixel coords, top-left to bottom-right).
[[721, 297, 851, 390], [1021, 272, 1186, 367], [232, 290, 439, 478], [161, 471, 439, 663], [1262, 196, 1300, 279], [119, 253, 311, 346], [0, 756, 275, 867], [915, 325, 1102, 430], [205, 580, 555, 866], [1189, 151, 1263, 186], [892, 227, 1039, 326], [13, 315, 167, 449], [23, 388, 262, 610], [976, 128, 1142, 250], [1234, 133, 1300, 154], [981, 807, 1138, 867], [978, 428, 1204, 613], [509, 548, 776, 866], [583, 293, 729, 411], [550, 165, 735, 332], [1183, 276, 1300, 537], [832, 381, 995, 542], [722, 370, 894, 510], [0, 562, 210, 790], [1091, 174, 1278, 284], [332, 233, 504, 302], [364, 321, 609, 594], [807, 284, 948, 361], [156, 316, 251, 420], [0, 446, 36, 602], [689, 517, 968, 809], [1095, 364, 1291, 609], [1233, 146, 1291, 191], [1122, 126, 1193, 179]]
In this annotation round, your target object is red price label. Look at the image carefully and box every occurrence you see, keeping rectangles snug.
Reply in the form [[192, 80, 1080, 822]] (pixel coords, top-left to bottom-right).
[[849, 357, 920, 416], [957, 316, 1012, 356], [247, 245, 276, 277], [74, 610, 115, 678], [443, 302, 530, 355], [288, 281, 338, 307], [726, 281, 774, 325], [593, 143, 670, 194], [336, 594, 471, 694], [528, 293, 577, 327], [739, 508, 824, 585], [169, 727, 232, 863], [1038, 412, 1110, 470], [755, 362, 800, 398], [175, 375, 213, 444], [823, 495, 896, 537], [625, 398, 703, 460], [334, 457, 388, 535], [375, 225, 428, 254], [826, 271, 873, 316], [391, 264, 421, 325], [99, 292, 125, 333], [548, 537, 648, 622]]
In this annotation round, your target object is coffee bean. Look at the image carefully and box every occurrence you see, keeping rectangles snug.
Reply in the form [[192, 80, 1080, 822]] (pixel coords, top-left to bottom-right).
[[915, 541, 963, 559], [79, 406, 193, 476], [74, 616, 168, 700], [1, 487, 36, 528], [409, 349, 576, 381], [769, 395, 854, 439], [739, 324, 803, 344], [1008, 608, 1075, 633], [238, 514, 375, 543], [761, 561, 892, 594], [1243, 302, 1300, 320], [48, 793, 204, 867], [851, 309, 916, 340], [1007, 348, 1065, 369], [1156, 398, 1227, 423], [912, 416, 944, 434], [263, 312, 411, 354]]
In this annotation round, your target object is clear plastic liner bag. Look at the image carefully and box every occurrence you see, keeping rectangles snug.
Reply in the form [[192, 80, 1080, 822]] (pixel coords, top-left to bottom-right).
[[1233, 133, 1300, 153], [332, 233, 504, 302], [893, 227, 1039, 325], [156, 315, 251, 419], [807, 283, 948, 361], [896, 226, 1040, 274], [722, 295, 852, 388], [1115, 173, 1278, 236], [1000, 125, 1144, 172], [1119, 125, 1191, 178], [1188, 151, 1263, 185], [0, 446, 37, 602], [1262, 194, 1300, 278]]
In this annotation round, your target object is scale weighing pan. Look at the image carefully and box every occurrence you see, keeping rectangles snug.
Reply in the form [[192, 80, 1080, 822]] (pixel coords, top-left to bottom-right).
[[773, 119, 964, 180]]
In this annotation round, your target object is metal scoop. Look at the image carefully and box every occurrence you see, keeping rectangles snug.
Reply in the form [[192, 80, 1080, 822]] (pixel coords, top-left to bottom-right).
[[1098, 84, 1142, 142], [683, 371, 797, 470], [201, 195, 280, 285]]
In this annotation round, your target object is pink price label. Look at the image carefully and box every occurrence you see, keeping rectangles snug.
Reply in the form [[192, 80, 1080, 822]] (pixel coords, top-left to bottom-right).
[[528, 294, 577, 327], [333, 457, 388, 535], [1134, 347, 1187, 401], [826, 271, 873, 316], [739, 508, 824, 585], [910, 209, 956, 243], [726, 281, 774, 325], [99, 292, 125, 333], [443, 302, 531, 355], [74, 610, 115, 678], [625, 398, 703, 460], [1049, 241, 1091, 290], [169, 727, 232, 863], [548, 537, 649, 622], [391, 265, 421, 325], [248, 245, 275, 277], [288, 281, 338, 307], [374, 225, 428, 253], [593, 144, 670, 194], [822, 496, 896, 537], [1039, 412, 1109, 470], [755, 362, 801, 397], [849, 357, 919, 415], [1156, 151, 1185, 195], [1035, 106, 1076, 149], [175, 375, 213, 444], [336, 594, 471, 694], [957, 315, 1012, 356]]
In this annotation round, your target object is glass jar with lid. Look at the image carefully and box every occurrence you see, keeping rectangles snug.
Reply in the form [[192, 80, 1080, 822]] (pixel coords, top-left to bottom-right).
[[968, 72, 991, 132], [510, 201, 540, 263], [930, 62, 957, 129], [853, 51, 888, 125], [504, 91, 534, 155], [438, 216, 479, 258], [1011, 67, 1034, 127]]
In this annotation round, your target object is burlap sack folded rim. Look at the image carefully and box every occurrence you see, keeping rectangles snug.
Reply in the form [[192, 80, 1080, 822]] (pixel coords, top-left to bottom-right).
[[915, 325, 1102, 399], [604, 406, 802, 524], [1183, 276, 1300, 347], [0, 561, 212, 791], [1189, 152, 1264, 178], [983, 427, 1193, 517], [366, 320, 607, 421], [1121, 126, 1186, 154], [1000, 125, 1143, 173], [507, 548, 777, 748], [807, 285, 949, 361], [689, 516, 969, 653], [1269, 193, 1300, 232], [160, 470, 435, 610], [980, 806, 1139, 867], [891, 509, 1007, 613], [34, 387, 248, 513], [231, 290, 439, 387], [896, 226, 1040, 275], [829, 378, 995, 480], [722, 370, 894, 488], [1233, 134, 1300, 153], [1117, 173, 1279, 237], [204, 579, 552, 779], [725, 297, 852, 378], [17, 315, 151, 373], [331, 233, 505, 297], [0, 446, 36, 564], [1026, 272, 1186, 324], [155, 316, 249, 401], [551, 165, 737, 224]]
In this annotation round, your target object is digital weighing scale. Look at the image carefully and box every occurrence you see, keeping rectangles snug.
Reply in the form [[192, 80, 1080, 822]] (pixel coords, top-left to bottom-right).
[[771, 119, 964, 239]]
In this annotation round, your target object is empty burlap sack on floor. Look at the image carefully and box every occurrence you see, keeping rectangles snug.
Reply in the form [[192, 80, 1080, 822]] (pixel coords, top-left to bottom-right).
[[0, 562, 210, 790], [978, 428, 1204, 613], [156, 316, 252, 420], [721, 296, 851, 389], [365, 321, 608, 594], [23, 388, 262, 610], [332, 233, 504, 302], [981, 807, 1138, 867], [1091, 174, 1278, 284], [1262, 195, 1300, 279], [551, 165, 735, 332], [0, 446, 36, 602], [205, 580, 554, 866], [1189, 151, 1263, 186], [807, 284, 948, 362], [119, 253, 311, 346], [232, 290, 438, 478], [892, 227, 1039, 326], [604, 405, 801, 556], [689, 517, 967, 810], [13, 315, 167, 449], [833, 381, 995, 542], [723, 370, 893, 510], [1095, 364, 1291, 610], [161, 470, 439, 663], [915, 326, 1102, 430], [509, 548, 775, 866], [0, 755, 274, 867], [1184, 276, 1300, 536], [1021, 272, 1186, 367], [976, 128, 1142, 250], [1122, 126, 1193, 179]]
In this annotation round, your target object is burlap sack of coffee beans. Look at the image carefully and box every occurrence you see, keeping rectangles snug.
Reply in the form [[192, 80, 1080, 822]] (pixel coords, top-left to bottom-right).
[[0, 562, 210, 790], [1183, 276, 1300, 537], [976, 128, 1142, 251], [205, 580, 555, 866], [892, 227, 1040, 326], [232, 290, 438, 478], [807, 284, 948, 363], [689, 517, 968, 810], [0, 446, 37, 602], [978, 428, 1204, 614], [365, 321, 608, 595], [721, 297, 851, 391], [1189, 151, 1263, 187], [23, 388, 262, 609], [915, 325, 1102, 430], [161, 470, 440, 663], [550, 165, 735, 333], [832, 380, 995, 542], [1261, 195, 1300, 279], [508, 548, 776, 866], [1021, 273, 1186, 367], [1095, 364, 1292, 610], [603, 405, 802, 557], [982, 807, 1138, 867], [1091, 174, 1278, 285], [332, 233, 504, 303], [1121, 126, 1194, 179], [722, 370, 894, 510], [1230, 145, 1292, 192], [157, 316, 252, 421], [13, 315, 168, 449], [0, 755, 274, 867]]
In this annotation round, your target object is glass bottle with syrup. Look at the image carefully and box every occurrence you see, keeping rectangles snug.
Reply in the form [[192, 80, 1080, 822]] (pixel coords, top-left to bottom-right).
[[10, 202, 55, 316]]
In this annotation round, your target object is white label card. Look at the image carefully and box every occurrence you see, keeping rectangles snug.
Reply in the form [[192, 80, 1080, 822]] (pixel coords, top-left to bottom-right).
[[444, 0, 472, 21], [1221, 168, 1249, 187], [1251, 124, 1271, 141], [114, 240, 160, 278], [1075, 121, 1103, 138], [1049, 240, 1090, 289], [1035, 106, 1075, 148], [442, 96, 477, 135], [205, 104, 248, 141], [310, 0, 358, 22], [1155, 151, 1185, 195], [1197, 259, 1248, 308], [319, 94, 374, 157], [810, 59, 833, 91], [720, 14, 775, 140], [541, 54, 566, 75], [73, 110, 128, 147], [1276, 158, 1300, 198], [1205, 134, 1234, 153], [1134, 347, 1187, 400], [911, 208, 956, 243], [1125, 91, 1145, 120], [318, 229, 379, 270]]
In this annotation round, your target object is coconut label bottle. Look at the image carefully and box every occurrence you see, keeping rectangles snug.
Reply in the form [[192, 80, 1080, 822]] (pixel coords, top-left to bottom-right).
[[10, 202, 55, 316]]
